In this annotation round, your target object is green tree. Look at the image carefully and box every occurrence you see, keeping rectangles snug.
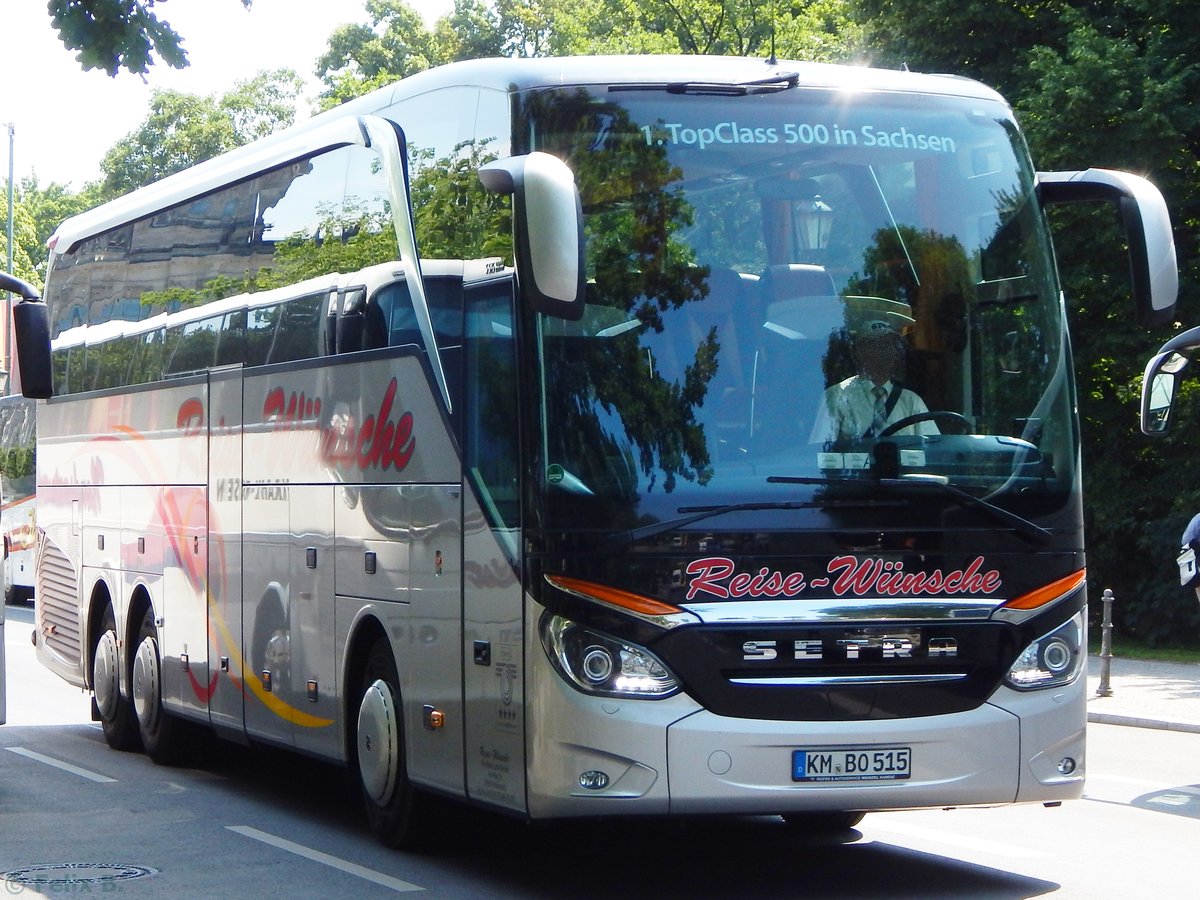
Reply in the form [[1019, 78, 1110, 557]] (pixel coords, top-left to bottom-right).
[[8, 176, 104, 287], [48, 0, 253, 76], [98, 68, 304, 197], [316, 0, 865, 109], [582, 0, 860, 59], [0, 195, 41, 286], [315, 0, 440, 108]]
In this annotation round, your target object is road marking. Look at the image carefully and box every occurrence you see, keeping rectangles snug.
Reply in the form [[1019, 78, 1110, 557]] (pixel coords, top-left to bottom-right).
[[226, 826, 423, 892], [1088, 773, 1200, 795], [5, 746, 117, 783], [866, 818, 1052, 858]]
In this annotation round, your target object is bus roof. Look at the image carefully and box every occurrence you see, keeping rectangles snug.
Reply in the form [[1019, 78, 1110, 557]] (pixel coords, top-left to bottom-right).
[[49, 55, 1006, 253]]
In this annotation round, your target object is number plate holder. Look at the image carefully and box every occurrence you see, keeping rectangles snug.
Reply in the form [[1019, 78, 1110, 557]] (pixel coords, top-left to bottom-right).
[[792, 746, 912, 782]]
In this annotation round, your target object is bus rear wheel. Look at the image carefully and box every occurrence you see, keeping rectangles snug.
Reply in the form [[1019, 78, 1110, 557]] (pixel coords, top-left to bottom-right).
[[92, 607, 140, 752], [131, 608, 187, 765], [355, 637, 434, 849]]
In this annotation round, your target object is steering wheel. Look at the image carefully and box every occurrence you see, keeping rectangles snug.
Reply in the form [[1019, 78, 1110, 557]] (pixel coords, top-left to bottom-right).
[[878, 410, 971, 437]]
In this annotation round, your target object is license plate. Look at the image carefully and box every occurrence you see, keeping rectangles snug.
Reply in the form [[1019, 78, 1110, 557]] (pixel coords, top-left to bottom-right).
[[792, 747, 912, 782]]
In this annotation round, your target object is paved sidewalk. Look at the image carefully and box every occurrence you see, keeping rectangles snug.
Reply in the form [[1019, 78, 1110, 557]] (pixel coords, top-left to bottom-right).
[[1086, 654, 1200, 733]]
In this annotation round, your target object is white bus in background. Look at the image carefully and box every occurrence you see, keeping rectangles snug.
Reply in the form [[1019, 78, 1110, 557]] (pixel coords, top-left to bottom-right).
[[4, 266, 52, 725], [7, 56, 1178, 846], [0, 394, 37, 604]]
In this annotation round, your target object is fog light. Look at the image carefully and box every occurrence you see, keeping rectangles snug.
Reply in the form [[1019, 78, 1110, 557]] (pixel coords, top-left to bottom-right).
[[1057, 757, 1077, 775]]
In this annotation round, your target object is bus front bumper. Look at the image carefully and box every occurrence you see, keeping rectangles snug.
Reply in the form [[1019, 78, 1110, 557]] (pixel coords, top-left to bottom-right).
[[524, 677, 1085, 819]]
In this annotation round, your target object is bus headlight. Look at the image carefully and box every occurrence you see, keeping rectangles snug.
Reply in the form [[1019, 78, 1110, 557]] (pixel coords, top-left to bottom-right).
[[1005, 611, 1084, 690], [541, 614, 679, 698]]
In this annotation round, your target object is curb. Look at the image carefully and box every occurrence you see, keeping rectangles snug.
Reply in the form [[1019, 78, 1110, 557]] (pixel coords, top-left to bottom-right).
[[1087, 712, 1200, 734]]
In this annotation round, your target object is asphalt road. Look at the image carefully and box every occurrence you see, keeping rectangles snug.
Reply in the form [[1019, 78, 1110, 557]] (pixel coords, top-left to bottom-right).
[[4, 601, 1199, 898]]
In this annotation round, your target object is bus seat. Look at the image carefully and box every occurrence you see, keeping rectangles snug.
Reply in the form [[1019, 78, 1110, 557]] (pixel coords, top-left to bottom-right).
[[752, 266, 842, 452], [672, 266, 762, 456], [758, 263, 837, 306]]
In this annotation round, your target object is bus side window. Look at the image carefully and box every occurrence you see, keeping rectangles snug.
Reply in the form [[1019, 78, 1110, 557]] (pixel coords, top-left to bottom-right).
[[95, 336, 132, 391], [165, 316, 220, 376], [134, 328, 166, 384], [216, 309, 247, 367], [464, 280, 518, 533], [52, 348, 68, 395], [426, 275, 464, 434], [65, 346, 85, 394], [269, 294, 323, 364], [245, 306, 277, 367], [370, 282, 419, 350]]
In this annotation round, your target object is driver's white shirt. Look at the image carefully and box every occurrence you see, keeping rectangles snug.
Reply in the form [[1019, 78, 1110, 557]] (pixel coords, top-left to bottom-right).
[[808, 376, 939, 443]]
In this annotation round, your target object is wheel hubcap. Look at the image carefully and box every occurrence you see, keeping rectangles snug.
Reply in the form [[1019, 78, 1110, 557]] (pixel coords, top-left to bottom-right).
[[357, 679, 398, 805], [93, 631, 120, 720], [131, 636, 160, 731]]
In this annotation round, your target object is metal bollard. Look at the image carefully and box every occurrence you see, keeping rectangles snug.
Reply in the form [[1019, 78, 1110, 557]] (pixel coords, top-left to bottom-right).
[[1096, 588, 1114, 697]]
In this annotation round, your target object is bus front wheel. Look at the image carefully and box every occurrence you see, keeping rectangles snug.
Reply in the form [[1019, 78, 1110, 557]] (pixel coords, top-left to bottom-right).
[[355, 637, 434, 849], [92, 607, 140, 751]]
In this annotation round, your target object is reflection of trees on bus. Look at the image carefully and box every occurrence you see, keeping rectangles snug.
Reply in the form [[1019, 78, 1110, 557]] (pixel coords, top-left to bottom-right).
[[411, 138, 510, 260], [529, 90, 724, 506]]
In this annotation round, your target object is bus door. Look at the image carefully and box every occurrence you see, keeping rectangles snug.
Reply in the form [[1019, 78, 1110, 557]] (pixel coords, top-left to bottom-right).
[[287, 482, 337, 757], [207, 364, 246, 736], [460, 278, 527, 812], [236, 360, 340, 754]]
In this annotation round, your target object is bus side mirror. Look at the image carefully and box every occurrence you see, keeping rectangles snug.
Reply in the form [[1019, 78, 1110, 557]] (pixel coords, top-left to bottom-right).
[[1141, 325, 1200, 435], [1, 273, 53, 400], [479, 152, 585, 321], [1038, 169, 1179, 328]]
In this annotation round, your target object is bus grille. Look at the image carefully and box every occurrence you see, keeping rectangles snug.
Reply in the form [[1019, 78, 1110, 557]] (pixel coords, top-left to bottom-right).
[[35, 533, 82, 663]]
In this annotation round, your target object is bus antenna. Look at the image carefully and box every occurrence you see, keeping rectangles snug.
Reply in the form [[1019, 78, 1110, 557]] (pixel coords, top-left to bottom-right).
[[768, 0, 778, 65]]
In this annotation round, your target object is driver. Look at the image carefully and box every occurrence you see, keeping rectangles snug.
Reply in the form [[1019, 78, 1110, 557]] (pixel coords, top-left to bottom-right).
[[809, 304, 939, 443]]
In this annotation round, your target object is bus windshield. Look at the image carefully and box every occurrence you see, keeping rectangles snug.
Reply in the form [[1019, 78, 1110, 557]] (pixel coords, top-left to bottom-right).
[[526, 83, 1071, 533]]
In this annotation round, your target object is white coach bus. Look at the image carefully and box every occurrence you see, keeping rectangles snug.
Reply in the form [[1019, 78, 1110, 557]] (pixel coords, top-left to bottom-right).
[[9, 56, 1177, 844]]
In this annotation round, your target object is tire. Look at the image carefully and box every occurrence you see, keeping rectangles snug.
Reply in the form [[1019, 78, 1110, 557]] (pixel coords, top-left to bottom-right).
[[781, 811, 866, 832], [355, 636, 435, 849], [92, 607, 141, 752], [130, 608, 189, 765]]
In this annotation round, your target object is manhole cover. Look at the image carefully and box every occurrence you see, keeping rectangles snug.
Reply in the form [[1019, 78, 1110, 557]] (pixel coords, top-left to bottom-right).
[[2, 863, 158, 886]]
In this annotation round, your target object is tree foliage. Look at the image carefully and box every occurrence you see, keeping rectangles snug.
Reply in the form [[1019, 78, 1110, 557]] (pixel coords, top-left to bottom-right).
[[97, 68, 304, 198], [5, 176, 104, 288], [315, 0, 865, 108], [48, 0, 253, 76]]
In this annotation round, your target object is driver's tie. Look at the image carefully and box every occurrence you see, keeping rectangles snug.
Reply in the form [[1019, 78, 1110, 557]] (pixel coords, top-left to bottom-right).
[[871, 385, 888, 436]]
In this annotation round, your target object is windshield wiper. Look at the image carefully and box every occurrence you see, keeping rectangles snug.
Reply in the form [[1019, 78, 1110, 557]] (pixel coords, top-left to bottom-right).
[[610, 72, 800, 97], [617, 500, 818, 545], [768, 474, 1053, 545]]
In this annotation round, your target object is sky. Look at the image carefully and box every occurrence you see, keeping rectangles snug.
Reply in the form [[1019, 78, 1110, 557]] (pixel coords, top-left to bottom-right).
[[5, 0, 453, 189]]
